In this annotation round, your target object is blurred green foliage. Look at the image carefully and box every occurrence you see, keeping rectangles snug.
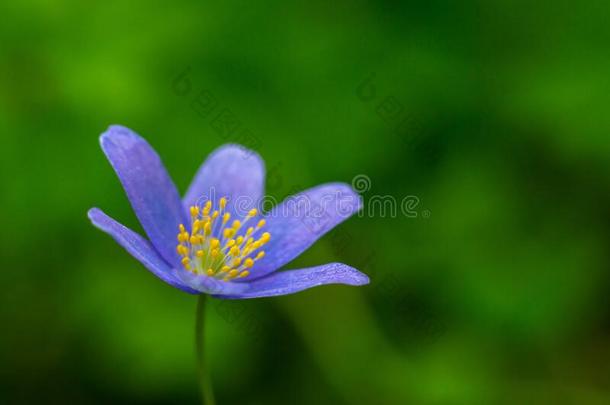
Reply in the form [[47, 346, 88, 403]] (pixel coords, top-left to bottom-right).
[[2, 0, 610, 404]]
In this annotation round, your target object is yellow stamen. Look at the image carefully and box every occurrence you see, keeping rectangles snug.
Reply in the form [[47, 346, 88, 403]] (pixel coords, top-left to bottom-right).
[[261, 232, 271, 244], [175, 196, 271, 282], [192, 222, 200, 233]]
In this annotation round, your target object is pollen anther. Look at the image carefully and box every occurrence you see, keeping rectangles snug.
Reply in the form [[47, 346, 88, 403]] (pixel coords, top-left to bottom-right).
[[176, 197, 269, 281]]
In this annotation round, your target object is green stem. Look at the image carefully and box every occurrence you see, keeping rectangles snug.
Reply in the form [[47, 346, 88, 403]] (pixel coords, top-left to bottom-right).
[[195, 294, 216, 405]]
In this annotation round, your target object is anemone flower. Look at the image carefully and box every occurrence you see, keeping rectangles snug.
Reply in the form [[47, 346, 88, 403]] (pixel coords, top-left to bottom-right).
[[88, 125, 369, 404]]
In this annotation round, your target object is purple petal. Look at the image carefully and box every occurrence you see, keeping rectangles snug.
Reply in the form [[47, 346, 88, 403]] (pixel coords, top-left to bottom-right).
[[219, 263, 369, 299], [250, 183, 362, 279], [183, 144, 265, 221], [172, 269, 250, 295], [88, 208, 198, 294], [100, 125, 187, 266]]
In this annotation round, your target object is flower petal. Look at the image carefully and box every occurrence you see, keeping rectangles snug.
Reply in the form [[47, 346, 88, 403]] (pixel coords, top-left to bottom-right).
[[250, 183, 362, 279], [100, 125, 187, 266], [219, 263, 369, 299], [183, 144, 265, 221], [172, 269, 250, 296], [87, 208, 198, 294]]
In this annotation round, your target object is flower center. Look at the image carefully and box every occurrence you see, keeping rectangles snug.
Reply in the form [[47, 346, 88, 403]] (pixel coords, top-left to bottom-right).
[[176, 197, 270, 281]]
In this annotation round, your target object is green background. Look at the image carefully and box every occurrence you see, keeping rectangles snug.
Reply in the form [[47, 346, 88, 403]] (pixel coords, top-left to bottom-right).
[[2, 1, 610, 404]]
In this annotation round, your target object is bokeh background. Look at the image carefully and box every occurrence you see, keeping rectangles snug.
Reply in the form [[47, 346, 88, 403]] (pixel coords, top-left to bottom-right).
[[2, 1, 610, 404]]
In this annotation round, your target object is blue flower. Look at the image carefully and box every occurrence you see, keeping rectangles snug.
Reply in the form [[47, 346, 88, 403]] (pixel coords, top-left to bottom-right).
[[88, 125, 369, 298]]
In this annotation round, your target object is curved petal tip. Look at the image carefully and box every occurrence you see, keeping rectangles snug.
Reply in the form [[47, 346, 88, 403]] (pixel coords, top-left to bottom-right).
[[220, 263, 369, 299], [87, 207, 199, 294]]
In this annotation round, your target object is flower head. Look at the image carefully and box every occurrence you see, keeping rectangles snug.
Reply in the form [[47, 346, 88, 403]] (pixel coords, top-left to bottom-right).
[[88, 125, 369, 298]]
